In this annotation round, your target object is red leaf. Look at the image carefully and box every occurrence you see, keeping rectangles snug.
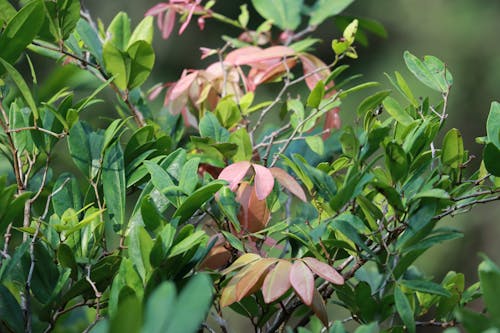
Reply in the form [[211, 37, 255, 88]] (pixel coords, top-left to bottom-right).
[[310, 288, 329, 326], [218, 161, 252, 191], [261, 260, 292, 303], [301, 257, 344, 285], [290, 260, 315, 306], [323, 108, 341, 139], [235, 258, 278, 301], [253, 164, 274, 200], [269, 167, 307, 202]]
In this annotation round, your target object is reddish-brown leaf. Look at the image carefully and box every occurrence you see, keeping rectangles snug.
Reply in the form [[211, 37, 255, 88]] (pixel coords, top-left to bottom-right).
[[269, 167, 307, 202], [301, 257, 344, 285], [261, 260, 292, 303], [323, 108, 341, 139], [310, 288, 329, 326], [236, 182, 270, 233], [253, 164, 274, 200], [199, 245, 231, 271], [218, 161, 252, 191], [220, 252, 261, 275], [290, 260, 315, 306], [236, 258, 278, 301]]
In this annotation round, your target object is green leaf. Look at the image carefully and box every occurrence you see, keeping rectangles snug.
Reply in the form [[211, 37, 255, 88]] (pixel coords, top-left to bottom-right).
[[357, 90, 391, 117], [44, 0, 81, 41], [127, 40, 155, 89], [0, 0, 44, 66], [57, 243, 78, 280], [411, 189, 450, 201], [251, 0, 303, 31], [395, 71, 419, 107], [169, 230, 206, 257], [110, 294, 142, 333], [68, 121, 92, 177], [107, 12, 131, 51], [404, 51, 452, 93], [173, 180, 226, 223], [229, 128, 252, 162], [142, 282, 176, 333], [164, 274, 213, 333], [308, 0, 354, 26], [103, 41, 128, 90], [382, 96, 413, 126], [305, 136, 324, 155], [103, 141, 126, 231], [51, 173, 82, 217], [0, 0, 16, 26], [338, 82, 379, 99], [394, 286, 415, 333], [484, 143, 500, 177], [400, 279, 451, 297], [0, 284, 24, 333], [127, 225, 153, 282], [76, 19, 103, 65], [128, 15, 153, 48], [0, 57, 39, 119], [214, 98, 242, 129], [486, 101, 500, 148], [441, 128, 464, 169], [479, 256, 500, 322], [385, 142, 408, 183], [109, 258, 144, 317], [307, 80, 325, 108], [199, 112, 230, 142], [179, 157, 200, 194]]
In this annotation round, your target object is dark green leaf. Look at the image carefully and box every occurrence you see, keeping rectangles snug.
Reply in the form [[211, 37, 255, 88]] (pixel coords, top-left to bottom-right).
[[394, 286, 415, 333], [0, 0, 45, 66], [478, 256, 500, 322], [486, 101, 500, 148], [199, 112, 230, 142], [0, 284, 24, 333], [483, 143, 500, 177], [357, 90, 391, 117], [110, 294, 142, 333], [142, 282, 176, 333], [57, 243, 78, 280], [127, 225, 153, 282], [385, 142, 408, 183], [173, 180, 226, 223], [51, 173, 82, 217], [103, 141, 126, 230]]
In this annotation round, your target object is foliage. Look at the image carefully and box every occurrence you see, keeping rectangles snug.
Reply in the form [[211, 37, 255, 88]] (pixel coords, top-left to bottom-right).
[[0, 0, 499, 332]]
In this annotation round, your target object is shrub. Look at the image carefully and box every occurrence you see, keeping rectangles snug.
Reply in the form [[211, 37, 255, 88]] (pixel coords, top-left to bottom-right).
[[1, 1, 500, 332]]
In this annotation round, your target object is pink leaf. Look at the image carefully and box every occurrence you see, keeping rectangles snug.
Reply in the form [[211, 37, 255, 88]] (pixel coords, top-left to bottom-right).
[[226, 46, 295, 66], [162, 9, 176, 39], [290, 260, 315, 306], [218, 161, 251, 191], [301, 257, 344, 285], [169, 71, 198, 101], [299, 53, 331, 91], [224, 46, 262, 66], [269, 167, 307, 202], [253, 164, 274, 200], [262, 260, 292, 303], [145, 3, 170, 16]]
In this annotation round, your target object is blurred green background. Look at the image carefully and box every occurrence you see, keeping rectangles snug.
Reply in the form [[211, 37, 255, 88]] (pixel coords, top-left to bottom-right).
[[79, 0, 500, 280]]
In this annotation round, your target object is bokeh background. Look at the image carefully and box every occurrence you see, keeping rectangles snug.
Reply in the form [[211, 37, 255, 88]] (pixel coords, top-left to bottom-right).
[[79, 0, 500, 280]]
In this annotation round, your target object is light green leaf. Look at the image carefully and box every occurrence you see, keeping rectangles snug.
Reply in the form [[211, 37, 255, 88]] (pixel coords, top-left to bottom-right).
[[404, 51, 452, 93], [179, 157, 200, 194], [308, 0, 354, 26], [199, 112, 230, 142], [382, 96, 413, 126], [128, 15, 154, 48], [142, 282, 176, 333], [168, 230, 206, 258], [127, 225, 153, 282], [305, 136, 324, 155], [395, 71, 419, 107], [411, 189, 450, 201], [229, 128, 252, 162], [251, 0, 303, 31], [0, 0, 16, 26], [103, 41, 128, 90], [486, 101, 500, 148], [357, 89, 391, 117], [441, 128, 464, 169], [400, 279, 451, 297], [107, 12, 131, 51], [307, 80, 325, 108]]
